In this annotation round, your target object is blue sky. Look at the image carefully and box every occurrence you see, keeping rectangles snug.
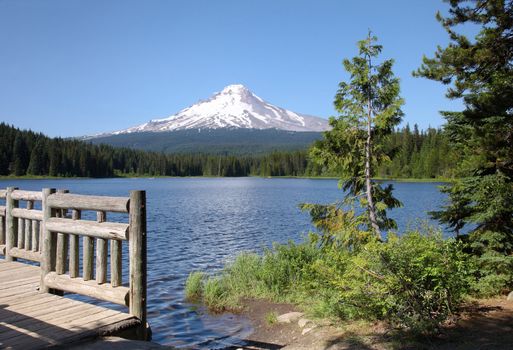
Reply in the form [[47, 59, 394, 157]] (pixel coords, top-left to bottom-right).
[[0, 0, 464, 137]]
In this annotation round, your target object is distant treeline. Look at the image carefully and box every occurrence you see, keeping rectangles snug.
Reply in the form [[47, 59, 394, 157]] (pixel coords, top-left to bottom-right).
[[0, 123, 455, 178]]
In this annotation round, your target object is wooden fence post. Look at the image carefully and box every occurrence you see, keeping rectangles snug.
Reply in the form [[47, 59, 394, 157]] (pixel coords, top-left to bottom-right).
[[41, 188, 56, 293], [5, 187, 19, 262], [56, 189, 69, 275], [129, 190, 147, 339]]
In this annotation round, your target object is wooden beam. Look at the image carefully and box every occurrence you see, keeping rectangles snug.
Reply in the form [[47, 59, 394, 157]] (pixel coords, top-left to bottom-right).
[[111, 240, 122, 287], [11, 208, 43, 221], [46, 218, 128, 240], [96, 211, 107, 284], [129, 190, 147, 339], [5, 187, 19, 262], [47, 193, 130, 213], [40, 188, 56, 293], [8, 247, 41, 262], [44, 272, 129, 306], [69, 209, 81, 278], [24, 201, 33, 251], [10, 190, 42, 201]]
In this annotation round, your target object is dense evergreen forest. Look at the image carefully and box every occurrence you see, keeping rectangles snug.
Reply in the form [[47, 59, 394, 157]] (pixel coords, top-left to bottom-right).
[[0, 122, 455, 178]]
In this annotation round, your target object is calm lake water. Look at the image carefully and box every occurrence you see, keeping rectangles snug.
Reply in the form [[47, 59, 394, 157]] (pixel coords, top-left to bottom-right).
[[0, 178, 448, 348]]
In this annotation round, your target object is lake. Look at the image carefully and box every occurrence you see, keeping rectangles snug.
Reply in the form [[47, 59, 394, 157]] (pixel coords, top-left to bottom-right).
[[0, 178, 449, 348]]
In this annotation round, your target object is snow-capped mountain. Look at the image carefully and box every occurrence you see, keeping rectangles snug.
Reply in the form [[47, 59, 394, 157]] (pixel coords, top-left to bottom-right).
[[110, 84, 329, 134]]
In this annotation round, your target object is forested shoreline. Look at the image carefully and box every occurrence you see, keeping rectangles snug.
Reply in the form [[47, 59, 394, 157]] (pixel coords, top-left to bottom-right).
[[0, 122, 455, 178]]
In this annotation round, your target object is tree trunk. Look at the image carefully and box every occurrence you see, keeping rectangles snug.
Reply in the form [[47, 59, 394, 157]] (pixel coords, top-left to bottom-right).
[[365, 37, 381, 239], [365, 106, 380, 238]]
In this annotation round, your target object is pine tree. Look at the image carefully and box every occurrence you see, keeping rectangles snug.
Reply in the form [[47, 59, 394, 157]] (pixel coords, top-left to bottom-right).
[[311, 33, 404, 237], [11, 134, 29, 176], [416, 0, 513, 293]]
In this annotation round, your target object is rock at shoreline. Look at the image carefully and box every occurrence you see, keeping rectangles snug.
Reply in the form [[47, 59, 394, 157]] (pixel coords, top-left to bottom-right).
[[277, 312, 304, 324]]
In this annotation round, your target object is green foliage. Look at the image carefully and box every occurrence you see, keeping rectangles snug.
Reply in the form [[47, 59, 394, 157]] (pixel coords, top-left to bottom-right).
[[416, 0, 513, 293], [186, 241, 322, 311], [300, 203, 371, 250], [326, 232, 473, 333], [202, 277, 234, 312], [310, 34, 403, 236], [189, 229, 472, 334], [466, 230, 513, 297], [265, 311, 278, 325], [184, 271, 205, 301]]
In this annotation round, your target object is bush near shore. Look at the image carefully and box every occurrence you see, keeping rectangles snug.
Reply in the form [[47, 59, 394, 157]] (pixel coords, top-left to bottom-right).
[[185, 229, 499, 334]]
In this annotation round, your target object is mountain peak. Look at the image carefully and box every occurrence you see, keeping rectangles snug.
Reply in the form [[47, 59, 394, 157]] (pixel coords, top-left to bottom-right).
[[109, 84, 330, 135], [220, 84, 249, 94]]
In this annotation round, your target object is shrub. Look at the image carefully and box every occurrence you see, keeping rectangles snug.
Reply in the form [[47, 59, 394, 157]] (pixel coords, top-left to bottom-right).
[[466, 230, 513, 297], [330, 232, 473, 333]]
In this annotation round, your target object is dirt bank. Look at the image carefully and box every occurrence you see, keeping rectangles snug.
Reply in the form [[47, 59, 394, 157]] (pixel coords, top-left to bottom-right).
[[225, 297, 513, 350]]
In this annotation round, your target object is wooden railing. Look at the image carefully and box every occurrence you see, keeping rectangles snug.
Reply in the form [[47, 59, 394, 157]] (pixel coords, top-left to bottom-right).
[[0, 187, 147, 338], [3, 187, 44, 262], [0, 189, 6, 256]]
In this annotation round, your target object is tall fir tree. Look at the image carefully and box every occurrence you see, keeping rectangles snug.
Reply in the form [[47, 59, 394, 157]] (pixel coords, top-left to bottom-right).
[[416, 0, 513, 293], [310, 33, 404, 238]]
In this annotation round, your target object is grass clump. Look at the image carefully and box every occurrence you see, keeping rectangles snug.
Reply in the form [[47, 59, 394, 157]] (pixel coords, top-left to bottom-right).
[[265, 311, 278, 325], [185, 271, 205, 301]]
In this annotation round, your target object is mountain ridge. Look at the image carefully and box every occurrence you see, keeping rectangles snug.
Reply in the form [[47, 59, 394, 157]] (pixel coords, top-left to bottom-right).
[[100, 84, 329, 136], [88, 128, 323, 155]]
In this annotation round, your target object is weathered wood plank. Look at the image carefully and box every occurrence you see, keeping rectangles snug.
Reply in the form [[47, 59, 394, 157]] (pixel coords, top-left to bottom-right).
[[0, 264, 37, 276], [44, 272, 129, 306], [0, 306, 116, 342], [11, 190, 42, 201], [0, 205, 6, 216], [69, 209, 81, 278], [8, 247, 41, 262], [5, 187, 19, 261], [11, 207, 43, 221], [47, 193, 130, 213], [31, 219, 39, 252], [96, 211, 108, 284], [56, 232, 68, 275], [111, 239, 122, 287], [17, 215, 25, 250], [46, 217, 128, 240], [83, 235, 95, 281], [0, 276, 39, 289], [40, 188, 56, 293], [129, 190, 147, 338], [24, 201, 33, 251], [3, 309, 130, 349], [0, 298, 79, 325]]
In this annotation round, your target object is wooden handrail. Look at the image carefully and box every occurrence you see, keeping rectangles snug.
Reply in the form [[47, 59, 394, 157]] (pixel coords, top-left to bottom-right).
[[1, 186, 148, 339]]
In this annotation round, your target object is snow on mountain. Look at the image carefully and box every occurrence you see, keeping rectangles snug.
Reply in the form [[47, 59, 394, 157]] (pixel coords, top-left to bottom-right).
[[110, 84, 329, 135]]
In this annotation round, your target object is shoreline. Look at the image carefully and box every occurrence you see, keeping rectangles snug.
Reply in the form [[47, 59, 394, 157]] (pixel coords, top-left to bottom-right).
[[0, 175, 451, 183]]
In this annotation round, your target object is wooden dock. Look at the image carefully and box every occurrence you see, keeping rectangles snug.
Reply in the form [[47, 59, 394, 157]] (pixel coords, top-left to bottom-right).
[[0, 188, 149, 349], [0, 260, 140, 349]]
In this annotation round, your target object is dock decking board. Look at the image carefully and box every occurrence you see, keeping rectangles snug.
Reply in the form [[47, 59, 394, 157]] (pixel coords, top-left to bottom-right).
[[0, 260, 140, 349]]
